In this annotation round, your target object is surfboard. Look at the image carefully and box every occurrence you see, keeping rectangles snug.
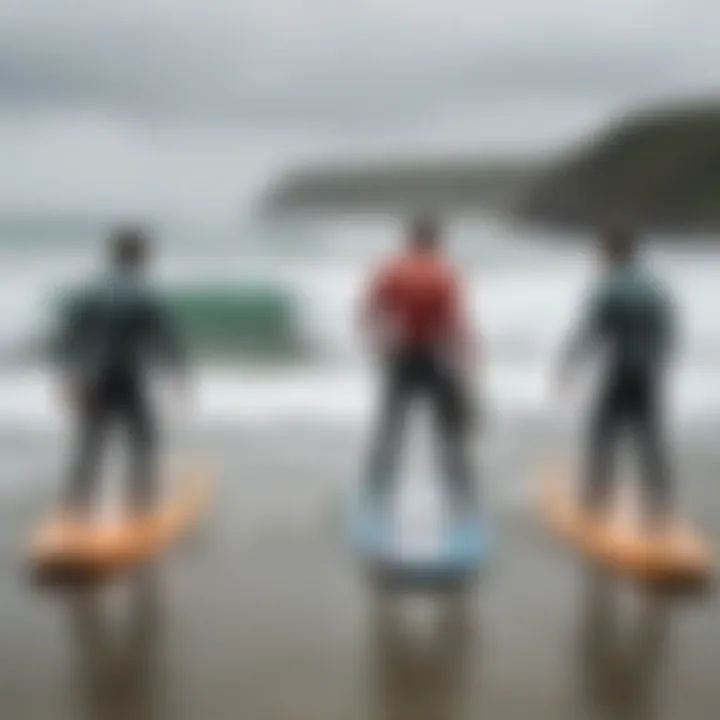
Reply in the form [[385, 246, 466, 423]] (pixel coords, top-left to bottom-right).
[[29, 461, 211, 583], [538, 462, 711, 586], [350, 485, 488, 589]]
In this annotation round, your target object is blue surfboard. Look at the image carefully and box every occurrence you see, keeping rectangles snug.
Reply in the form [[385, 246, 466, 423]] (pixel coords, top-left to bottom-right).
[[349, 485, 489, 589]]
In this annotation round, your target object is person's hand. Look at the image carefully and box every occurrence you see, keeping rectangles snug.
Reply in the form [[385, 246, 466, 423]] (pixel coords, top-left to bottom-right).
[[452, 330, 479, 377], [465, 346, 482, 380], [466, 390, 484, 433], [171, 372, 192, 409], [60, 376, 87, 413], [554, 367, 575, 403], [452, 343, 479, 389], [60, 379, 76, 410]]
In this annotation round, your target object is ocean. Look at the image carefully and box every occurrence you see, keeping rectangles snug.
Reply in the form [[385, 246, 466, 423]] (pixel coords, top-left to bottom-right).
[[2, 215, 720, 720], [0, 214, 718, 433]]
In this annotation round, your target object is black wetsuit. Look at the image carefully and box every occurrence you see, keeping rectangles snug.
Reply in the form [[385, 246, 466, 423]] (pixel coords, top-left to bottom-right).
[[368, 347, 475, 515], [563, 260, 675, 517], [55, 271, 185, 514]]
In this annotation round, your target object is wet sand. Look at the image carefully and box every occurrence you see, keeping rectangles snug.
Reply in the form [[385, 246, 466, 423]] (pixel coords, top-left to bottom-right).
[[1, 415, 719, 720]]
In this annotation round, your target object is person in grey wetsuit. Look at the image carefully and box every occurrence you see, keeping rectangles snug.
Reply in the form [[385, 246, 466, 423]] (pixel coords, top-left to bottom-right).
[[55, 226, 187, 518], [558, 223, 676, 527]]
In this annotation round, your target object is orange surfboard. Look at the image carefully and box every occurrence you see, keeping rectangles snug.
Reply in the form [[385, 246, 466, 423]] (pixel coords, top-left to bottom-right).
[[29, 461, 211, 582], [538, 462, 711, 586]]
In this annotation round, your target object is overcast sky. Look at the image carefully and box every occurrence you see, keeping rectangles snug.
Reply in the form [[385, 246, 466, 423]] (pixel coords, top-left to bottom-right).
[[0, 0, 716, 220]]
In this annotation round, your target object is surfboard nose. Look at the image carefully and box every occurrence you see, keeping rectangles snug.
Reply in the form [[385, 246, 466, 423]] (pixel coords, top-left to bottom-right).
[[443, 519, 487, 565]]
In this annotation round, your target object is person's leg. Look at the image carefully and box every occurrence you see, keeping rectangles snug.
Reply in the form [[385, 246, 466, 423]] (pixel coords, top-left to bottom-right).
[[65, 381, 109, 517], [430, 357, 477, 518], [584, 375, 622, 515], [632, 375, 671, 526], [119, 375, 158, 516], [366, 353, 413, 506]]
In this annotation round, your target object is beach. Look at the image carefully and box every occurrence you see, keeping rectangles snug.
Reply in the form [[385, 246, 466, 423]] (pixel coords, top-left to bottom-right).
[[1, 393, 719, 720], [3, 2, 720, 716], [0, 218, 718, 719]]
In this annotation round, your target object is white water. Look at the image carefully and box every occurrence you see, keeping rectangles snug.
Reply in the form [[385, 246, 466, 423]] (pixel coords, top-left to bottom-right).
[[0, 216, 719, 431]]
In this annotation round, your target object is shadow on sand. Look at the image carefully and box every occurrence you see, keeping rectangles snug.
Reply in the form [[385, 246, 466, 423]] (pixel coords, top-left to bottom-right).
[[576, 565, 671, 720], [369, 591, 476, 720], [66, 569, 166, 720]]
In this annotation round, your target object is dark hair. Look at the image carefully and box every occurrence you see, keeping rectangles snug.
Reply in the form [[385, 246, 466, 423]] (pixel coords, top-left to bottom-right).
[[408, 214, 441, 250], [112, 225, 150, 269], [601, 221, 637, 263]]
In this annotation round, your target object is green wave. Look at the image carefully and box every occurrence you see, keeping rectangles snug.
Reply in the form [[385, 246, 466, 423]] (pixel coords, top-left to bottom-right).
[[166, 283, 305, 360], [48, 281, 307, 363]]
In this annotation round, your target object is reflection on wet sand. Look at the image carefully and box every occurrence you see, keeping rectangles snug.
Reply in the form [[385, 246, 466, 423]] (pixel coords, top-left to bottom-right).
[[66, 570, 165, 720], [577, 566, 670, 720], [369, 592, 476, 720]]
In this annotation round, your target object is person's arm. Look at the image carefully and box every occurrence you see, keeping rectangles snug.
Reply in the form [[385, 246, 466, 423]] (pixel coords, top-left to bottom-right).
[[656, 284, 676, 364], [51, 289, 93, 407], [359, 264, 392, 351], [557, 283, 609, 385], [149, 294, 192, 407], [442, 269, 478, 371], [147, 292, 188, 374]]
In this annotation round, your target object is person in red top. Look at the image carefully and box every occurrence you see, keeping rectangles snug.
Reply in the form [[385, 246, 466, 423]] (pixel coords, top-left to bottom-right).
[[360, 215, 478, 527]]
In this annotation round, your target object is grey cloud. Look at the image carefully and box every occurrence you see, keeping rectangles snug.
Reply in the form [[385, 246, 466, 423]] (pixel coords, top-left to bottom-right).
[[0, 2, 688, 133], [0, 0, 716, 218]]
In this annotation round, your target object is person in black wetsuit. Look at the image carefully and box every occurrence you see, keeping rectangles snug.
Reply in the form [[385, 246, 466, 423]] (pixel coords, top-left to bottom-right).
[[558, 223, 675, 528], [55, 226, 187, 518]]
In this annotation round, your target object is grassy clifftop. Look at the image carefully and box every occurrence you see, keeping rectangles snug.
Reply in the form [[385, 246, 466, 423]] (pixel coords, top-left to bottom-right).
[[262, 158, 538, 216], [262, 101, 720, 232], [517, 101, 720, 232]]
